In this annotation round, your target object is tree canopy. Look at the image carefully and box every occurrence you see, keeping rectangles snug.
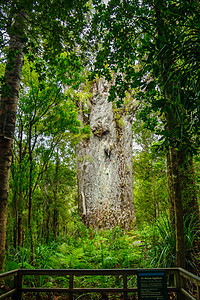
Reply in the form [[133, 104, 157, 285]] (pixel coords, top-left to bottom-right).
[[90, 0, 200, 152], [0, 0, 200, 276]]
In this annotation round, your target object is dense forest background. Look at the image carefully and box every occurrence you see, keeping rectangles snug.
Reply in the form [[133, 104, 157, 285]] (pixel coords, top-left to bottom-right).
[[0, 0, 200, 295]]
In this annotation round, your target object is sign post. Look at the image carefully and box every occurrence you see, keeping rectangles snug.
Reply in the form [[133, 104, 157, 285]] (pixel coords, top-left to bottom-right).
[[137, 270, 168, 300]]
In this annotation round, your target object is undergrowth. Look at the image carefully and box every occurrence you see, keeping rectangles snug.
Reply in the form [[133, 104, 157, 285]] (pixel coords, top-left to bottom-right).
[[5, 217, 143, 295], [139, 214, 200, 270], [4, 213, 200, 299]]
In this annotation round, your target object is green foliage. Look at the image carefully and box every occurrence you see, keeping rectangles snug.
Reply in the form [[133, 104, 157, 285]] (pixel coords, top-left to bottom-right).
[[132, 116, 169, 225], [90, 0, 200, 153], [194, 155, 200, 200], [7, 56, 86, 249], [140, 216, 176, 268], [0, 0, 89, 61], [140, 213, 200, 269], [5, 211, 200, 293], [1, 0, 200, 286], [133, 150, 169, 225], [5, 216, 143, 289], [48, 224, 142, 270]]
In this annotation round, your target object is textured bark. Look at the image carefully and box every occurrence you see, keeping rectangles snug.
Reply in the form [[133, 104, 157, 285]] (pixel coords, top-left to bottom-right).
[[0, 14, 25, 271], [77, 79, 135, 230], [0, 139, 12, 271]]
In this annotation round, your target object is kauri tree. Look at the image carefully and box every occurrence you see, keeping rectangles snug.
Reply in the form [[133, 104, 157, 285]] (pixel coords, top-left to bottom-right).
[[77, 78, 136, 229], [90, 0, 200, 268]]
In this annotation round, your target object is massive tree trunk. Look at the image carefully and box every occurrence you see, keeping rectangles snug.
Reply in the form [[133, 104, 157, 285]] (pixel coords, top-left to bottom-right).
[[77, 79, 135, 230], [0, 14, 25, 271]]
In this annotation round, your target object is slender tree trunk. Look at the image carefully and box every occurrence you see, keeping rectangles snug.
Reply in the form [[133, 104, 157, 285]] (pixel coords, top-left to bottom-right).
[[178, 150, 200, 224], [44, 185, 51, 242], [166, 114, 200, 267], [178, 149, 200, 266], [169, 148, 185, 268], [18, 215, 23, 248], [53, 208, 59, 238], [18, 123, 24, 248], [13, 190, 18, 249], [0, 14, 25, 271], [53, 155, 59, 238], [155, 2, 186, 267], [28, 124, 33, 228], [0, 141, 11, 271], [164, 105, 186, 268], [167, 152, 175, 228], [28, 123, 35, 262], [46, 202, 50, 242]]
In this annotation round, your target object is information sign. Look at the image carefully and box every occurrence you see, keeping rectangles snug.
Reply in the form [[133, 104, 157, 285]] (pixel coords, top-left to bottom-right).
[[137, 270, 168, 300]]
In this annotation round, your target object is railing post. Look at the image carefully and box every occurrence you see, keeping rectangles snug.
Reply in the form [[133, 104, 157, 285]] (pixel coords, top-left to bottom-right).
[[176, 270, 181, 300], [197, 284, 200, 300], [123, 273, 128, 300], [69, 274, 74, 300], [176, 269, 186, 300], [14, 270, 22, 300]]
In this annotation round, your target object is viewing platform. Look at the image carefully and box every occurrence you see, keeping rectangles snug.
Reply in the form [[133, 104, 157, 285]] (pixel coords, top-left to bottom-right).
[[0, 267, 200, 299]]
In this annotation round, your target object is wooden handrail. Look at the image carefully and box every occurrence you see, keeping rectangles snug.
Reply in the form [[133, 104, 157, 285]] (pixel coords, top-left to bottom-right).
[[0, 269, 18, 280], [0, 267, 199, 299]]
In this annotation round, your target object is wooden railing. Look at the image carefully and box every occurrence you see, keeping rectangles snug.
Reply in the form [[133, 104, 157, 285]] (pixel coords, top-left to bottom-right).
[[0, 267, 200, 299]]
